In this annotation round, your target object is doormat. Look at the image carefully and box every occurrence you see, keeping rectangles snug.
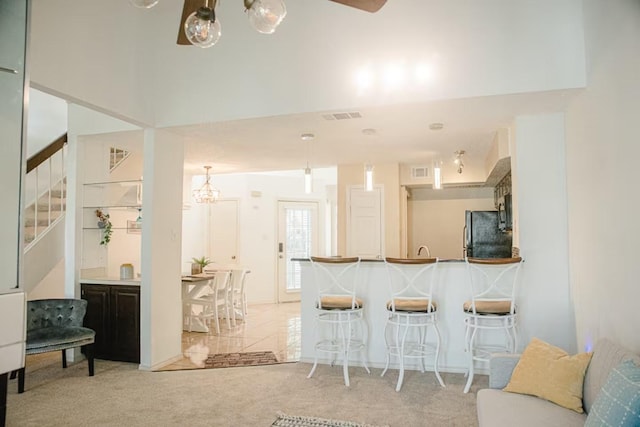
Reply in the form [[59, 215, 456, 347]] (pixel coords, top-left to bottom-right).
[[205, 351, 279, 368], [272, 413, 388, 427]]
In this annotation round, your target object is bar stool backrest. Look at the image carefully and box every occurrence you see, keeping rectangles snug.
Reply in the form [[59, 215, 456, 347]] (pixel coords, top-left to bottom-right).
[[465, 257, 523, 315], [309, 256, 361, 310], [384, 257, 439, 312]]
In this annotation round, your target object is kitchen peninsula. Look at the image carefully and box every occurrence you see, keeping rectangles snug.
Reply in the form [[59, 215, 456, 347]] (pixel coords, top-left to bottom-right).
[[299, 258, 522, 374]]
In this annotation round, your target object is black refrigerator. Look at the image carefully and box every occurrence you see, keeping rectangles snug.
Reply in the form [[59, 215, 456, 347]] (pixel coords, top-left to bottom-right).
[[463, 211, 512, 258]]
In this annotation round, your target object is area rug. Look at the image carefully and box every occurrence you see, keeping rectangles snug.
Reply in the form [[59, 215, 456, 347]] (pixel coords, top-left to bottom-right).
[[272, 413, 388, 427], [205, 351, 279, 368], [158, 351, 286, 371]]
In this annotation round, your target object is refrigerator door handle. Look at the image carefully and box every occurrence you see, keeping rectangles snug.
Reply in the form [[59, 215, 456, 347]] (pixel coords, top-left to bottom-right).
[[462, 225, 468, 258]]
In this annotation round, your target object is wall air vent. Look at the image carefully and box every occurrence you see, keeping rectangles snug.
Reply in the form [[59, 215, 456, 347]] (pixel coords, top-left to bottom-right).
[[322, 111, 363, 121], [411, 166, 429, 179]]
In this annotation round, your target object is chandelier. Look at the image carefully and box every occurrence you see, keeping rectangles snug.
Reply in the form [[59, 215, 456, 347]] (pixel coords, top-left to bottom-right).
[[130, 0, 287, 48], [193, 166, 221, 203]]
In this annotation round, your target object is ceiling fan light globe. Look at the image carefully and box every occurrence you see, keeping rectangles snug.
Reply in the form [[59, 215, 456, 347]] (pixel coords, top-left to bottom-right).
[[184, 11, 221, 48], [247, 0, 287, 34], [130, 0, 159, 9]]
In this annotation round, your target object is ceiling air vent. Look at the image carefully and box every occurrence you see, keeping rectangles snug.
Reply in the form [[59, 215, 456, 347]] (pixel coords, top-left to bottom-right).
[[322, 111, 363, 121], [411, 166, 429, 179]]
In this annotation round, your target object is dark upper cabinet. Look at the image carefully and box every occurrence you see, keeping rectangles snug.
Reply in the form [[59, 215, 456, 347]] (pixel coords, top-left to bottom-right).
[[81, 284, 140, 363]]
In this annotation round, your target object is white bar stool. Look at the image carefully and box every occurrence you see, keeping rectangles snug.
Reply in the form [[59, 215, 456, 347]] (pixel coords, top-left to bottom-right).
[[382, 257, 445, 391], [463, 256, 523, 393], [307, 256, 370, 386]]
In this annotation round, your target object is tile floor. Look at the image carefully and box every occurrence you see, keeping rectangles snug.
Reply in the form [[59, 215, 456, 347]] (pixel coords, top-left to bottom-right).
[[162, 302, 301, 370]]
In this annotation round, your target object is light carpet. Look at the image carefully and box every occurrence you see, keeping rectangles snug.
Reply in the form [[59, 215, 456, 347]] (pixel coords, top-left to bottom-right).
[[6, 355, 486, 426], [272, 413, 388, 427]]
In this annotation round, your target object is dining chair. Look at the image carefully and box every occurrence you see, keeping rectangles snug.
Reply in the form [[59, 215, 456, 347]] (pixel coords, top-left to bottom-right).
[[186, 270, 233, 334]]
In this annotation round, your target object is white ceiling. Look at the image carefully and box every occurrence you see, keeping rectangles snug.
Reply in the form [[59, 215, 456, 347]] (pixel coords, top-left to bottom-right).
[[27, 0, 585, 181]]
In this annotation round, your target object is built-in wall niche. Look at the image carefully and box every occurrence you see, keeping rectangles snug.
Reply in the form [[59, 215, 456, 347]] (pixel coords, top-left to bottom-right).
[[81, 180, 143, 278]]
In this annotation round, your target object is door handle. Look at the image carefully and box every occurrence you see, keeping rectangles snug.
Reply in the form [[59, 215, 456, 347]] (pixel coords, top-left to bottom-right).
[[231, 256, 236, 260], [0, 67, 18, 74]]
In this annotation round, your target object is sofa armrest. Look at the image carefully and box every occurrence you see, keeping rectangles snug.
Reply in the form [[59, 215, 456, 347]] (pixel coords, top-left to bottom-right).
[[489, 353, 521, 389]]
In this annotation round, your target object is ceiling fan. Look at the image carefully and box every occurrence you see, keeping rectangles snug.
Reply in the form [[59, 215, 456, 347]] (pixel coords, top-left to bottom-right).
[[170, 0, 388, 47]]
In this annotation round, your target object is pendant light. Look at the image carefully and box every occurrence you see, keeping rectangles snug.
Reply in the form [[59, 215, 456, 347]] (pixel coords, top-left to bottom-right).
[[184, 0, 222, 48], [244, 0, 287, 34], [193, 166, 221, 203], [454, 150, 465, 174], [365, 164, 374, 191], [130, 0, 158, 8], [433, 160, 442, 190], [304, 166, 312, 194], [301, 133, 314, 194]]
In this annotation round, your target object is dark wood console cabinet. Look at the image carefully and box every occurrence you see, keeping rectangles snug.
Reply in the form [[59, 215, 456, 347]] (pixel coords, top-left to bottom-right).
[[81, 284, 140, 363]]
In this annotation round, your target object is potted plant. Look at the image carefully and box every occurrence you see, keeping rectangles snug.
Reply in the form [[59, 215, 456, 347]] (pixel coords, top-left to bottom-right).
[[95, 209, 113, 246], [191, 256, 211, 275]]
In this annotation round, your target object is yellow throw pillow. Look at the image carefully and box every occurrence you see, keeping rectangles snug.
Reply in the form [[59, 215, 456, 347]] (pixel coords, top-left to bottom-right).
[[503, 337, 593, 413]]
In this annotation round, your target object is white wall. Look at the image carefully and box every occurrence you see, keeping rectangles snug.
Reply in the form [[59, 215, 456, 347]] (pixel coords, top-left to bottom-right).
[[30, 0, 153, 125], [514, 113, 575, 352], [409, 187, 496, 259], [182, 169, 336, 304], [27, 89, 68, 157], [564, 0, 640, 353], [29, 1, 586, 129], [150, 0, 586, 127]]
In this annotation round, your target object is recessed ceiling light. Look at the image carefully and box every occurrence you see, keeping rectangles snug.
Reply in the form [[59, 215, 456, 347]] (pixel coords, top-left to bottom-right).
[[362, 128, 377, 135], [300, 133, 315, 141], [429, 123, 444, 131]]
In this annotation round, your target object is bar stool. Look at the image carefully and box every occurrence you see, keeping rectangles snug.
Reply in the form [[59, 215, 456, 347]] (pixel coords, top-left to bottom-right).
[[382, 257, 445, 391], [307, 256, 370, 386], [463, 256, 523, 393]]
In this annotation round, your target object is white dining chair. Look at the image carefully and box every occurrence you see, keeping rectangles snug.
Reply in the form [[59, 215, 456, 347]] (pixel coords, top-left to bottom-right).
[[186, 270, 233, 334]]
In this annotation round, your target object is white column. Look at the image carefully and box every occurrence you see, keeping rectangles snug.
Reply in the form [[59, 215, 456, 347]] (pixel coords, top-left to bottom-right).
[[514, 113, 576, 353], [139, 129, 184, 370]]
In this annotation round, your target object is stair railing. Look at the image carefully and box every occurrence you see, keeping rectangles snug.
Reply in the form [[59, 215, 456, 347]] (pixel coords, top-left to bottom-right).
[[24, 133, 67, 250]]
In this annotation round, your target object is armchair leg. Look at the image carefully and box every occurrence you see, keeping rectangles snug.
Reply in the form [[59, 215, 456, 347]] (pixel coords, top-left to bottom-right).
[[62, 349, 67, 369], [84, 344, 95, 377], [9, 370, 16, 380], [1, 373, 7, 427], [17, 367, 25, 394]]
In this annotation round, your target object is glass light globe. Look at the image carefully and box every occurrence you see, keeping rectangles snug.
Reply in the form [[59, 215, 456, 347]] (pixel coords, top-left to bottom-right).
[[130, 0, 159, 9], [184, 11, 222, 48], [247, 0, 287, 34]]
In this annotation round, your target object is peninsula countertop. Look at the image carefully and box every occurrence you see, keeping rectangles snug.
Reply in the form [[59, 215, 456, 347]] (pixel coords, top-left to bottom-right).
[[80, 277, 141, 286]]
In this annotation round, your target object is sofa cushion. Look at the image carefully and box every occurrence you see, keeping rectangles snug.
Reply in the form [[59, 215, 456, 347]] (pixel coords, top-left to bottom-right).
[[583, 338, 640, 413], [503, 337, 592, 413], [477, 388, 587, 427], [584, 359, 640, 427]]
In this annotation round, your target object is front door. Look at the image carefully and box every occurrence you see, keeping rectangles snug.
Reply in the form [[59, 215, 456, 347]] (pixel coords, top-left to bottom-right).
[[277, 201, 319, 303]]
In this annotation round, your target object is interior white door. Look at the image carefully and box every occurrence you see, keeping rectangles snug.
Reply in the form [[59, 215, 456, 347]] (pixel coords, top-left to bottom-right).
[[277, 201, 319, 303], [347, 186, 383, 259], [208, 200, 239, 265]]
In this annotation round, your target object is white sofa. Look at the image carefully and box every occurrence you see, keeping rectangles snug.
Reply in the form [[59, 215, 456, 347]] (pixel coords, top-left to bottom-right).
[[476, 339, 640, 427]]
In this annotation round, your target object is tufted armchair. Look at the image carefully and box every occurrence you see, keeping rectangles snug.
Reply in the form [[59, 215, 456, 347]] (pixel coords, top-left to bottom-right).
[[12, 299, 95, 393]]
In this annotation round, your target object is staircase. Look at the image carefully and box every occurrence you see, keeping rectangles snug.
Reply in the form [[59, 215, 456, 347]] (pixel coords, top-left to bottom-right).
[[23, 134, 68, 293], [24, 178, 66, 246]]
